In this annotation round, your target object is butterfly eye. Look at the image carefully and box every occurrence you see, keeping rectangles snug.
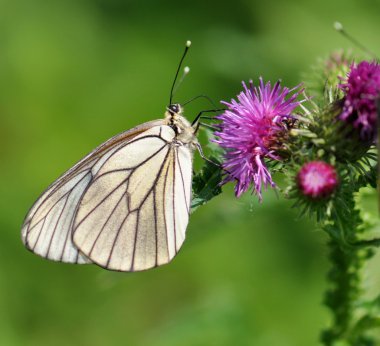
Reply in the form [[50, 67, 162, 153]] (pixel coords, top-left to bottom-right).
[[168, 104, 180, 114]]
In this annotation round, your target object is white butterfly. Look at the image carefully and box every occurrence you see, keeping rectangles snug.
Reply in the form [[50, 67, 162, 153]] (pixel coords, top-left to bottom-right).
[[21, 41, 209, 272]]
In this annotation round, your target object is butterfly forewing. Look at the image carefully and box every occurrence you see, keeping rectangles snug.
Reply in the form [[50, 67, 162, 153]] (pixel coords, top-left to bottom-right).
[[72, 125, 193, 271], [21, 120, 164, 264]]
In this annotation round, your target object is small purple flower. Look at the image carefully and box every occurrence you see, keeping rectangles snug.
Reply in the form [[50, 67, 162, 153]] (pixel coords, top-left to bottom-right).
[[297, 161, 339, 199], [214, 78, 303, 200], [338, 61, 380, 142]]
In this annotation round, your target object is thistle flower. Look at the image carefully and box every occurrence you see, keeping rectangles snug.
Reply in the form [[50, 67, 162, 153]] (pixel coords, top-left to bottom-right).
[[297, 161, 339, 199], [214, 78, 303, 199], [338, 61, 380, 142]]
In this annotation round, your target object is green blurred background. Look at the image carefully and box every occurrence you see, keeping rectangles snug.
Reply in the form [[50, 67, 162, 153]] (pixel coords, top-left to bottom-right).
[[1, 0, 379, 345]]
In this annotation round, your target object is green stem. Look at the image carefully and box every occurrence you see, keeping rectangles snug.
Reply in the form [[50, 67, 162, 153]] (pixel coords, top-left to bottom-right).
[[321, 241, 364, 345], [321, 191, 376, 345]]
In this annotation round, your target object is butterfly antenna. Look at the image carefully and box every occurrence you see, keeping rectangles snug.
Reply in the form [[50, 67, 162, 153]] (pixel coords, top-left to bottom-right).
[[173, 66, 190, 95], [170, 40, 191, 105], [182, 94, 217, 108], [334, 22, 378, 60]]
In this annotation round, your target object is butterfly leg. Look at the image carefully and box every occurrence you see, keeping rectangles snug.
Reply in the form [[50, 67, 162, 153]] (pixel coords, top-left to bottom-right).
[[194, 142, 221, 168], [191, 109, 224, 126], [198, 122, 219, 131]]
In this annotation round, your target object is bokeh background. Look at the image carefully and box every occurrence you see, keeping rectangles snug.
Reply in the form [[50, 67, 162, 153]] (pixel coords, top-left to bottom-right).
[[1, 0, 379, 345]]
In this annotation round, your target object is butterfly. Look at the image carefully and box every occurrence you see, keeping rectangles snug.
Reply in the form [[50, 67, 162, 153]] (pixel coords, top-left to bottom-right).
[[21, 41, 211, 272]]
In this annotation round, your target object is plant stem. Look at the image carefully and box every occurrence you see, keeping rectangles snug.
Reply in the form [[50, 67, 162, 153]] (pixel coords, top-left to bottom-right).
[[321, 240, 365, 345], [321, 191, 375, 346]]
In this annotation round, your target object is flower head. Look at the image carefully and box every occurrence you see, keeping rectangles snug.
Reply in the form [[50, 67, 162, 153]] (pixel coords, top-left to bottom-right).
[[338, 60, 380, 142], [297, 161, 339, 199], [214, 78, 303, 199]]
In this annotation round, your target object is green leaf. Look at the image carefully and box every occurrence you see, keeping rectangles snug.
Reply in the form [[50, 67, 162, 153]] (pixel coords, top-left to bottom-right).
[[191, 156, 223, 212]]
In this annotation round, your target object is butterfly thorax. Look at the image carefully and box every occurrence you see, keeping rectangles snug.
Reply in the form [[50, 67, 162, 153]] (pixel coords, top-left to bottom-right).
[[165, 104, 197, 146]]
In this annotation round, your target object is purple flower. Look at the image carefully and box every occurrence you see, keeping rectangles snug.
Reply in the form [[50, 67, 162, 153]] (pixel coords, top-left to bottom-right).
[[338, 61, 380, 142], [214, 78, 303, 200], [297, 161, 339, 199]]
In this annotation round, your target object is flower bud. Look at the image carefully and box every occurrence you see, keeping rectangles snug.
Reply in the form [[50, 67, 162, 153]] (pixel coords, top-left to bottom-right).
[[297, 161, 339, 199]]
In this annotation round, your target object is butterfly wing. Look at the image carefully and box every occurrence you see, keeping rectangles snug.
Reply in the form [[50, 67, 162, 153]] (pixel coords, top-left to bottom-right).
[[21, 120, 164, 264], [73, 125, 193, 271]]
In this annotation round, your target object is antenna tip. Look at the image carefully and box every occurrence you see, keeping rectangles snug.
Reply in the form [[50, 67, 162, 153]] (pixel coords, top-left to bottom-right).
[[186, 40, 192, 47], [184, 66, 190, 74], [334, 21, 343, 32]]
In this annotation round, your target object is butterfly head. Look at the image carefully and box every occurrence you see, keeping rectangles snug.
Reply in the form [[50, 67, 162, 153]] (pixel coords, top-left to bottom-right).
[[167, 103, 183, 116], [164, 103, 196, 144], [165, 103, 185, 125]]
